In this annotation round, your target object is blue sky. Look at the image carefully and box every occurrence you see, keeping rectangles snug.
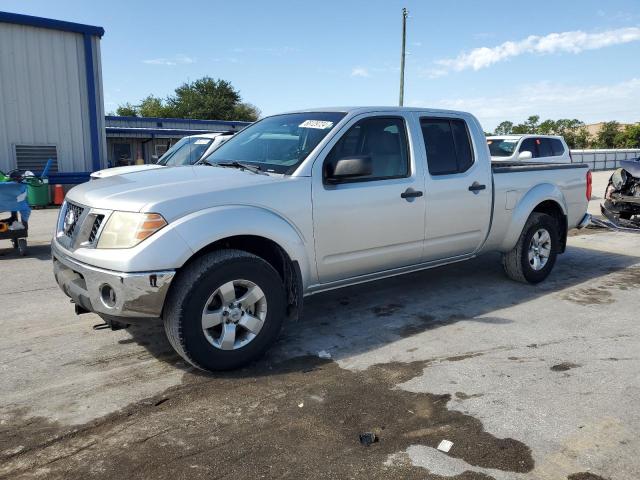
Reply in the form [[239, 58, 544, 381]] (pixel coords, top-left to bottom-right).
[[2, 0, 640, 130]]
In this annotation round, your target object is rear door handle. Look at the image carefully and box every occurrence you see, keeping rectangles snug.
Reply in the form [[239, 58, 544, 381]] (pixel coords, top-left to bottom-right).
[[468, 182, 486, 193], [401, 189, 423, 199]]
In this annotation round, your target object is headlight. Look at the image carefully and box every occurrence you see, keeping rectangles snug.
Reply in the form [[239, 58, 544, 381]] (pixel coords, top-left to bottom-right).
[[97, 212, 167, 249], [611, 168, 627, 190]]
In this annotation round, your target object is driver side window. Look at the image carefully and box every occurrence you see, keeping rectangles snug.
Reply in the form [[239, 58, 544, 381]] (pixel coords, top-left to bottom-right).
[[324, 117, 409, 182]]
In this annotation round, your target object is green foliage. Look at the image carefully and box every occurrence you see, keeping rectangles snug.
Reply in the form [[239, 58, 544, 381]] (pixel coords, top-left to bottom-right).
[[493, 121, 513, 135], [512, 115, 540, 134], [114, 77, 259, 122], [115, 103, 138, 117], [615, 124, 640, 148], [493, 115, 592, 148], [493, 114, 640, 149], [138, 95, 169, 117], [594, 121, 621, 149], [572, 127, 591, 149]]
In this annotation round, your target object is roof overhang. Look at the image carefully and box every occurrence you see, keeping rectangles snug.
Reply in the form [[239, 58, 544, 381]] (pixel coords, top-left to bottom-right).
[[0, 11, 104, 37]]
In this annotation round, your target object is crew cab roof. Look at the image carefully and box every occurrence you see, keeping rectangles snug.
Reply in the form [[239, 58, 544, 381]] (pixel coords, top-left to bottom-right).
[[487, 134, 565, 140], [280, 106, 471, 116]]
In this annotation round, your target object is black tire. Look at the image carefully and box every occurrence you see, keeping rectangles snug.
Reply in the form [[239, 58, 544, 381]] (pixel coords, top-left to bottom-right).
[[17, 238, 27, 256], [163, 249, 286, 371], [502, 212, 559, 284]]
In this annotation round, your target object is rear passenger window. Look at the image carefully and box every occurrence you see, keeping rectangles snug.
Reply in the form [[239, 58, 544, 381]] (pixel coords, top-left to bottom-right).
[[537, 138, 553, 157], [519, 138, 538, 158], [550, 139, 565, 156], [420, 118, 475, 175]]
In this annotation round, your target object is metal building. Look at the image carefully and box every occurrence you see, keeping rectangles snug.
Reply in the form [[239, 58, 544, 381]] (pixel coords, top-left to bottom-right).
[[105, 116, 250, 166], [0, 12, 106, 180]]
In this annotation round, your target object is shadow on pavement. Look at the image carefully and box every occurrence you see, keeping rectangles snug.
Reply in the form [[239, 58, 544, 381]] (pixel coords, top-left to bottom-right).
[[124, 243, 640, 378], [0, 242, 51, 261]]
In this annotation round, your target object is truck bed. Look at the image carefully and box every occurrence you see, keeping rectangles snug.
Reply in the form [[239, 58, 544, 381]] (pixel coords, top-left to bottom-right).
[[482, 160, 590, 254]]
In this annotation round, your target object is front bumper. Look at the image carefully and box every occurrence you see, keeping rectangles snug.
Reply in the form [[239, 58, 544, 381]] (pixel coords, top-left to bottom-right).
[[52, 242, 175, 319], [591, 204, 640, 233]]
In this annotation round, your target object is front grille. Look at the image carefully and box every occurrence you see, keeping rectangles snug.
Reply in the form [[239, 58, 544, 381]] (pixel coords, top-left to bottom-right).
[[63, 202, 84, 238], [88, 215, 104, 243]]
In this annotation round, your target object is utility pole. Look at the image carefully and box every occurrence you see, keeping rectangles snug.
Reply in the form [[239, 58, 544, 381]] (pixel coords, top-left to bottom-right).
[[399, 7, 408, 107]]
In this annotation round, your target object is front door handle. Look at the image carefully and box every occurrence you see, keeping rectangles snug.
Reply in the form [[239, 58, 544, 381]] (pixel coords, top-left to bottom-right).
[[468, 182, 486, 193], [401, 188, 424, 199]]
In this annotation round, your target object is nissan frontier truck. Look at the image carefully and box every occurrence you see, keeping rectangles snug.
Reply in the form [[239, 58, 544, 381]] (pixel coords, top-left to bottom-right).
[[52, 107, 591, 371]]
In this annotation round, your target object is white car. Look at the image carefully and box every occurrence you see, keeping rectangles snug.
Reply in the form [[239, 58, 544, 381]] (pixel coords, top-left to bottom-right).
[[90, 132, 235, 179], [487, 135, 571, 163]]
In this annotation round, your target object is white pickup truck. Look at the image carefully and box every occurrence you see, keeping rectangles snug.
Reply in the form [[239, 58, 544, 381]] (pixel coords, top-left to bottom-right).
[[52, 107, 591, 371]]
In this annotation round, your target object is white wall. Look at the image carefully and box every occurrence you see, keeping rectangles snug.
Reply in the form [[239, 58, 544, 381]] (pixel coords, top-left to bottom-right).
[[570, 149, 640, 171], [0, 22, 105, 173]]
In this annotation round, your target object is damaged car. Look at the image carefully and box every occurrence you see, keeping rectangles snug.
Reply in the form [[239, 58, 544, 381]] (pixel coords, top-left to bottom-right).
[[602, 159, 640, 229]]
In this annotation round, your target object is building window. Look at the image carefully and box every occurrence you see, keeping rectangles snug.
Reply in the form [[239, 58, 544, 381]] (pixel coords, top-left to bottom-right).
[[113, 143, 132, 166]]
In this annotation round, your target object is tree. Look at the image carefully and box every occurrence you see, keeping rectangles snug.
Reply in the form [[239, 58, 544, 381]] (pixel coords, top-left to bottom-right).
[[165, 77, 259, 121], [537, 119, 556, 135], [114, 77, 259, 121], [571, 127, 591, 149], [512, 115, 541, 134], [494, 121, 513, 135], [594, 121, 621, 149], [138, 95, 170, 117], [233, 103, 261, 122], [615, 124, 640, 148], [115, 103, 138, 117]]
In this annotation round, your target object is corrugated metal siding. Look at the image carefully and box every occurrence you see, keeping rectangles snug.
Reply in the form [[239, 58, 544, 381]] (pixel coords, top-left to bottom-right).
[[0, 22, 105, 173], [104, 116, 249, 132]]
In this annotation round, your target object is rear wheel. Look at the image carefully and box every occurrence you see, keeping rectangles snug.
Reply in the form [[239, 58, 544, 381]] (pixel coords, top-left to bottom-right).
[[163, 249, 286, 371], [502, 212, 559, 284], [17, 238, 27, 256]]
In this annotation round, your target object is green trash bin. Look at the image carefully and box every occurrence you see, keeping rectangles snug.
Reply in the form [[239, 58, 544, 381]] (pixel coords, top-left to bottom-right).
[[26, 177, 49, 207]]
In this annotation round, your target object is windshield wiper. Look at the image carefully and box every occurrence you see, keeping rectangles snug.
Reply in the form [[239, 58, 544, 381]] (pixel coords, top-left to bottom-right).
[[216, 161, 263, 174]]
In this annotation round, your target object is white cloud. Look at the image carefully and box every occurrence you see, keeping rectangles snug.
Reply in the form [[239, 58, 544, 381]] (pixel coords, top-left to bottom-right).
[[143, 54, 195, 66], [435, 27, 640, 74], [409, 78, 640, 130], [351, 67, 370, 78]]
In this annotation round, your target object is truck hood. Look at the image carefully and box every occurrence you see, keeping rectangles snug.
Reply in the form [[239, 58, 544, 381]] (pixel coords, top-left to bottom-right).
[[67, 165, 289, 221]]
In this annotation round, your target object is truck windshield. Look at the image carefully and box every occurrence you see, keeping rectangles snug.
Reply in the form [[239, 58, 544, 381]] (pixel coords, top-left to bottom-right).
[[203, 112, 346, 174], [487, 138, 518, 157], [157, 137, 213, 166]]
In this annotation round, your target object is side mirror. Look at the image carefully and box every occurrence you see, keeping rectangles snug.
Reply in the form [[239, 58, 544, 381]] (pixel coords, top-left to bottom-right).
[[518, 150, 533, 160], [326, 155, 372, 183]]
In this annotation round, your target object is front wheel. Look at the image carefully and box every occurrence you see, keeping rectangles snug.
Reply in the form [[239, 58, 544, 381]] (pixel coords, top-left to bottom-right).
[[502, 212, 559, 284], [163, 249, 286, 371]]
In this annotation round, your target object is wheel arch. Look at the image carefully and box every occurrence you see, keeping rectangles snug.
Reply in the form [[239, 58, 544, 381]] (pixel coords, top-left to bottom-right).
[[500, 183, 568, 253], [169, 206, 310, 319]]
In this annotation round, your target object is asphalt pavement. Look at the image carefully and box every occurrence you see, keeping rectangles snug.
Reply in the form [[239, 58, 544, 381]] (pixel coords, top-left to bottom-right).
[[0, 170, 637, 480]]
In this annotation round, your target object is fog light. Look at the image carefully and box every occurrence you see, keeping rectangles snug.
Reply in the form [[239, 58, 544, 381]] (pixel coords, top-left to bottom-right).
[[100, 284, 117, 308]]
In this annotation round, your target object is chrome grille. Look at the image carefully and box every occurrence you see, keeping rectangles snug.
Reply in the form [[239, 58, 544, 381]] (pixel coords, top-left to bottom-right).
[[88, 215, 104, 243], [63, 202, 84, 238]]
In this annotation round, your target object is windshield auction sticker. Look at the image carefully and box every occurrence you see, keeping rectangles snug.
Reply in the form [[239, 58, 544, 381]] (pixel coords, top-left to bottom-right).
[[299, 120, 334, 129]]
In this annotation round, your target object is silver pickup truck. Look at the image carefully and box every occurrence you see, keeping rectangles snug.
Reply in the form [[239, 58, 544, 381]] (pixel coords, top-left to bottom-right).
[[52, 107, 591, 371]]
